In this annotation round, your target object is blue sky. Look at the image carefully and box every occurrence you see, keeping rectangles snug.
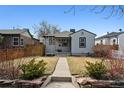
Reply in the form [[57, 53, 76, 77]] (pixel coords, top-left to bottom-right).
[[0, 5, 124, 38]]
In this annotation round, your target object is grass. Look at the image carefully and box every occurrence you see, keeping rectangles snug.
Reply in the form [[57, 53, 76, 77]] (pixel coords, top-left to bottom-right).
[[67, 57, 102, 75], [37, 57, 59, 74], [0, 56, 58, 75]]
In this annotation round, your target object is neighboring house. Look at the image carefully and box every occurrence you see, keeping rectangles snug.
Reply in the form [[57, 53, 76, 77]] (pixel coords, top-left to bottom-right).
[[95, 31, 124, 58], [118, 33, 124, 53], [95, 31, 124, 45], [42, 29, 96, 55], [0, 28, 40, 49]]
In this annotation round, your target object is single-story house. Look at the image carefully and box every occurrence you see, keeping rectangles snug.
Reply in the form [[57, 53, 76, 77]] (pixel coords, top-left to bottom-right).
[[95, 31, 124, 58], [95, 31, 124, 45], [0, 28, 40, 49], [42, 29, 96, 55], [118, 33, 124, 53]]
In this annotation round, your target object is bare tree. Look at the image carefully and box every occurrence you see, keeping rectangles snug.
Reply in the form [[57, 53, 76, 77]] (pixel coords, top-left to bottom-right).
[[33, 21, 60, 39], [64, 5, 124, 19]]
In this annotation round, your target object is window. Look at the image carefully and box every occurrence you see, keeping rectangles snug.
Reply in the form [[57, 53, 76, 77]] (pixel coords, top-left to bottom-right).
[[79, 37, 86, 48], [113, 39, 116, 45], [62, 39, 68, 47], [100, 40, 103, 45], [13, 37, 19, 46], [81, 32, 84, 35], [20, 39, 24, 46], [49, 37, 54, 45]]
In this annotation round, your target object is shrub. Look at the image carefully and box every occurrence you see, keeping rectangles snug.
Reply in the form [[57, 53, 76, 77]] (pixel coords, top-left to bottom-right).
[[105, 58, 124, 80], [92, 45, 118, 58], [19, 58, 47, 80], [85, 60, 107, 79], [0, 60, 21, 80]]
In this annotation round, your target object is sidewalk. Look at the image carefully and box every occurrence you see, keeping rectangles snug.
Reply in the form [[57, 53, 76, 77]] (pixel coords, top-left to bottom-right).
[[52, 57, 71, 77], [45, 57, 75, 88]]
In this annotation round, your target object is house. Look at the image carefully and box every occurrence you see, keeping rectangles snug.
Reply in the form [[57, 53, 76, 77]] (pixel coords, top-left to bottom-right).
[[118, 33, 124, 53], [95, 31, 124, 58], [0, 28, 40, 49], [42, 29, 96, 55], [95, 31, 124, 45]]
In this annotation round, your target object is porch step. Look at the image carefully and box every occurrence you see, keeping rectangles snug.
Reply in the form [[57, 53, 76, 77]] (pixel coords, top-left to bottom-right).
[[51, 76, 72, 82]]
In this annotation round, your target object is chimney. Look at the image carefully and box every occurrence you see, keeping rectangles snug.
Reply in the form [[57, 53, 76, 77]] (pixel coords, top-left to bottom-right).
[[70, 29, 75, 33]]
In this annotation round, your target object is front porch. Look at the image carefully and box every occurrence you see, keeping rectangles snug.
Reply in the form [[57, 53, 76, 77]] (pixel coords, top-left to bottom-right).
[[45, 49, 71, 56], [45, 37, 71, 56]]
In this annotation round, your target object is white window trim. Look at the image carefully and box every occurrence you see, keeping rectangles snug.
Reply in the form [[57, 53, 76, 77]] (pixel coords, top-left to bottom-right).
[[79, 37, 86, 48], [12, 37, 19, 46]]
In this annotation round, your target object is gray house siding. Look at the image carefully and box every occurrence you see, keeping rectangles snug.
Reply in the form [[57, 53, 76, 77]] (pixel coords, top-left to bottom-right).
[[43, 29, 96, 56], [71, 29, 96, 55]]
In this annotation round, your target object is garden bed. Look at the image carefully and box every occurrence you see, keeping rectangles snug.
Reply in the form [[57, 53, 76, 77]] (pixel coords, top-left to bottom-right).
[[67, 56, 124, 88], [0, 56, 58, 87], [0, 76, 47, 88], [76, 76, 124, 88]]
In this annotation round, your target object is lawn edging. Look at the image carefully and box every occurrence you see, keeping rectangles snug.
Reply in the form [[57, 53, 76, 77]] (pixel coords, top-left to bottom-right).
[[76, 76, 124, 88], [0, 76, 47, 88]]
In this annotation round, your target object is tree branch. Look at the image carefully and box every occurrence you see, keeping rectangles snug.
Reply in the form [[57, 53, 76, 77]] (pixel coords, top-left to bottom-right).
[[104, 6, 115, 19]]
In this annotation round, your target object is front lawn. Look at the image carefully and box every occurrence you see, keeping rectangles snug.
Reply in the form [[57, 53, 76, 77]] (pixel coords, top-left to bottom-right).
[[0, 56, 58, 79], [67, 57, 102, 75], [37, 57, 58, 74]]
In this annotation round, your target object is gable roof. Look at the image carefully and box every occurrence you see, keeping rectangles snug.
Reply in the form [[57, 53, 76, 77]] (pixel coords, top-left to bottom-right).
[[43, 31, 73, 37], [54, 31, 73, 37], [43, 29, 96, 37], [0, 29, 33, 38], [96, 31, 124, 40], [70, 29, 96, 36]]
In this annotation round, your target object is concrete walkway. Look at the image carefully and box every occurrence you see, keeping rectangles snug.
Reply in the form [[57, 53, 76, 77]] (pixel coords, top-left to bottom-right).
[[45, 57, 75, 88], [52, 57, 71, 77]]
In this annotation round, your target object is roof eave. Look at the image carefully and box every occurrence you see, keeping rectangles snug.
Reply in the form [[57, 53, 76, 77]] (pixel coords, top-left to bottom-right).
[[70, 29, 96, 36]]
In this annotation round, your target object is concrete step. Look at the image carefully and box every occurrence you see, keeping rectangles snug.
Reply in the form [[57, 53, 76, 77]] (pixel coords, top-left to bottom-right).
[[51, 76, 72, 82], [46, 82, 75, 88]]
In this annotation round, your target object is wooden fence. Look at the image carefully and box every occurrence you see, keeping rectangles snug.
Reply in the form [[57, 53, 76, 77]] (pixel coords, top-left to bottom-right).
[[0, 44, 45, 62]]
